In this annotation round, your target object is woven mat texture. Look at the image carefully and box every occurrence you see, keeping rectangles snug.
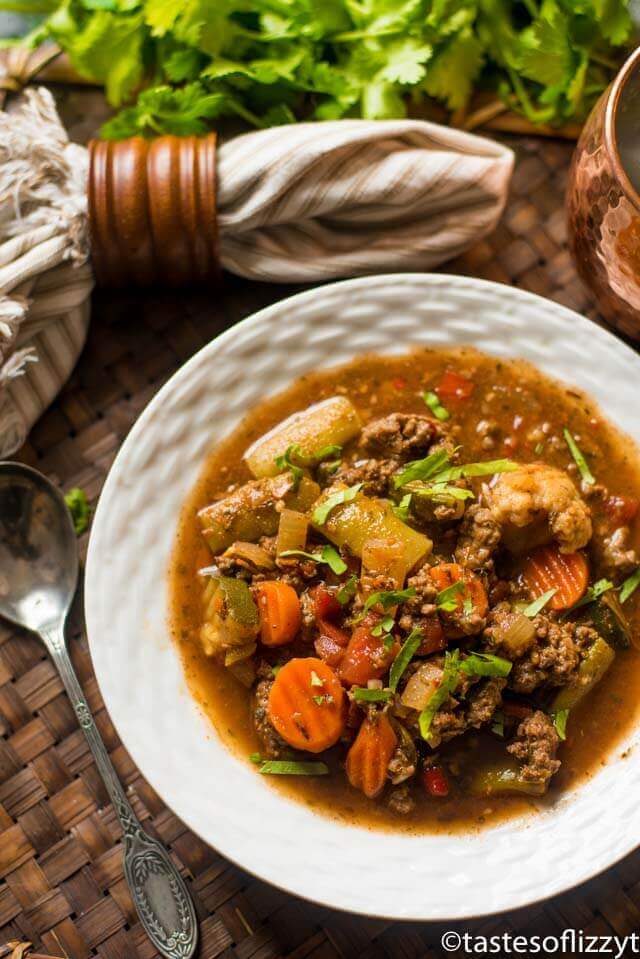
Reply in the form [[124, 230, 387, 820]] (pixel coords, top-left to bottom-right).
[[1, 106, 638, 958]]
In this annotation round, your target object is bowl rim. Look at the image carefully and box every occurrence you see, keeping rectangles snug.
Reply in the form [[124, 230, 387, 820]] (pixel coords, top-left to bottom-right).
[[85, 272, 640, 921]]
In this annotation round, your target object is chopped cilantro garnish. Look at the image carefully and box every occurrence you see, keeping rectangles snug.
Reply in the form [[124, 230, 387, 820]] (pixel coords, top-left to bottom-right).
[[353, 687, 392, 703], [250, 752, 263, 764], [312, 483, 362, 525], [389, 629, 423, 692], [65, 487, 91, 535], [419, 649, 512, 740], [522, 588, 558, 618], [312, 694, 334, 706], [393, 449, 453, 489], [258, 760, 329, 776], [355, 587, 416, 625], [275, 443, 343, 490], [552, 709, 569, 741], [563, 429, 595, 486], [459, 652, 512, 678], [569, 578, 613, 612], [275, 445, 304, 490], [423, 390, 450, 422], [412, 483, 474, 503], [337, 575, 358, 605], [435, 580, 465, 612], [310, 670, 324, 687], [392, 492, 413, 522], [419, 649, 461, 739], [620, 568, 640, 604], [394, 450, 517, 491], [363, 588, 416, 613], [371, 614, 395, 637], [432, 459, 519, 483], [462, 597, 474, 616], [534, 441, 545, 455], [280, 545, 347, 575]]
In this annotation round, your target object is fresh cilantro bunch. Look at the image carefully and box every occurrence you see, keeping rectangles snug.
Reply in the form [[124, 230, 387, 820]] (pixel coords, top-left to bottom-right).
[[5, 0, 635, 137]]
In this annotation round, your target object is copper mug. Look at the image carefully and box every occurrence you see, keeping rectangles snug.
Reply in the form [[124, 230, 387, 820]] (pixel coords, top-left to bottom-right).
[[567, 45, 640, 340]]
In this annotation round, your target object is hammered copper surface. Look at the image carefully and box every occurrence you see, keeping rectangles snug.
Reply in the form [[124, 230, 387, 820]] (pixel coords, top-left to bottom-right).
[[567, 48, 640, 340], [88, 134, 219, 289]]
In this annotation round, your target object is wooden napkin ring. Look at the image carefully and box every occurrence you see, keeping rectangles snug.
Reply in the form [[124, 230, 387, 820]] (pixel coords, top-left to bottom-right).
[[88, 134, 220, 288]]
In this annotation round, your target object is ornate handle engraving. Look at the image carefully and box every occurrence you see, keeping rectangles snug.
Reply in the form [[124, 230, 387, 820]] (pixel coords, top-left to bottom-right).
[[42, 624, 198, 958], [125, 832, 197, 959]]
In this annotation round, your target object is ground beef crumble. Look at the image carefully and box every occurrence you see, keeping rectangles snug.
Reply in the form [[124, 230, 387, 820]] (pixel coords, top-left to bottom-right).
[[507, 710, 560, 785], [484, 605, 599, 694], [360, 413, 442, 459], [333, 457, 398, 496], [454, 504, 501, 571], [430, 678, 506, 746], [253, 666, 287, 759]]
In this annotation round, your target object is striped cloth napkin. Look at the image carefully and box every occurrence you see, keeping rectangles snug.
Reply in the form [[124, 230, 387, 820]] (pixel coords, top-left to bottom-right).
[[0, 88, 513, 458]]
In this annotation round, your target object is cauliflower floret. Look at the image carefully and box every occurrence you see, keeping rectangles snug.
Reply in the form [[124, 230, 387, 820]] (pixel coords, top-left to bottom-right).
[[483, 463, 592, 554]]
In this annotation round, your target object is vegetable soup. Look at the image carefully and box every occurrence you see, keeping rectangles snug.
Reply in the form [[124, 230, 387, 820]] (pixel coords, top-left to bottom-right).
[[170, 348, 640, 833]]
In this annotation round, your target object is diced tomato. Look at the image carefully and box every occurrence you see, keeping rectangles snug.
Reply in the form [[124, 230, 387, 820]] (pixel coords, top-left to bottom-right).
[[392, 377, 407, 390], [604, 494, 639, 526], [339, 618, 398, 687], [434, 370, 474, 402], [314, 586, 341, 621], [422, 765, 449, 797], [416, 616, 447, 656], [313, 586, 350, 648], [314, 633, 346, 667]]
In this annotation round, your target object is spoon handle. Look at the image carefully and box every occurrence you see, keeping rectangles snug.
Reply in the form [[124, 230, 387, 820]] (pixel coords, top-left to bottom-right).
[[42, 624, 198, 959]]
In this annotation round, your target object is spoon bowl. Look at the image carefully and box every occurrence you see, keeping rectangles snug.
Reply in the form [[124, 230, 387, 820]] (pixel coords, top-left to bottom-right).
[[0, 462, 78, 634]]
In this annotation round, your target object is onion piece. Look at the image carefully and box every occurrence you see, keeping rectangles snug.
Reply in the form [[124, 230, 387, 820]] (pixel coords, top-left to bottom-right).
[[401, 662, 444, 711], [492, 611, 535, 657], [222, 541, 275, 570], [276, 509, 309, 555]]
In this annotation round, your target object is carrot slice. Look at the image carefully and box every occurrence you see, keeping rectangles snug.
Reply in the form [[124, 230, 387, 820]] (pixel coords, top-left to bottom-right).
[[339, 619, 399, 687], [268, 658, 345, 752], [521, 545, 588, 611], [345, 712, 397, 799], [254, 581, 301, 647], [429, 563, 488, 619]]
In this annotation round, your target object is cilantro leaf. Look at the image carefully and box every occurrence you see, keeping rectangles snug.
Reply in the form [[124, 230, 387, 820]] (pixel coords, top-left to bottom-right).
[[620, 568, 640, 604], [312, 484, 362, 526], [280, 545, 347, 575], [64, 488, 92, 535]]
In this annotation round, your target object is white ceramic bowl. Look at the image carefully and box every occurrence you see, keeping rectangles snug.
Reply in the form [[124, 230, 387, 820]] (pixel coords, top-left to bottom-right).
[[85, 274, 640, 920]]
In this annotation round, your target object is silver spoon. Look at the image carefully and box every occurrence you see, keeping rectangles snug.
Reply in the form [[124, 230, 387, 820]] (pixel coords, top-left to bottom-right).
[[0, 462, 198, 959]]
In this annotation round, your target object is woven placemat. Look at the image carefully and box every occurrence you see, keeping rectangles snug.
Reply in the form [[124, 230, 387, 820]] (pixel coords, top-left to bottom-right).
[[2, 121, 638, 959]]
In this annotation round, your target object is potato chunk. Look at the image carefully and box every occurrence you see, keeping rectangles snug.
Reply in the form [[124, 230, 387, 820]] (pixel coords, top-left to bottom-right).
[[244, 396, 361, 478]]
